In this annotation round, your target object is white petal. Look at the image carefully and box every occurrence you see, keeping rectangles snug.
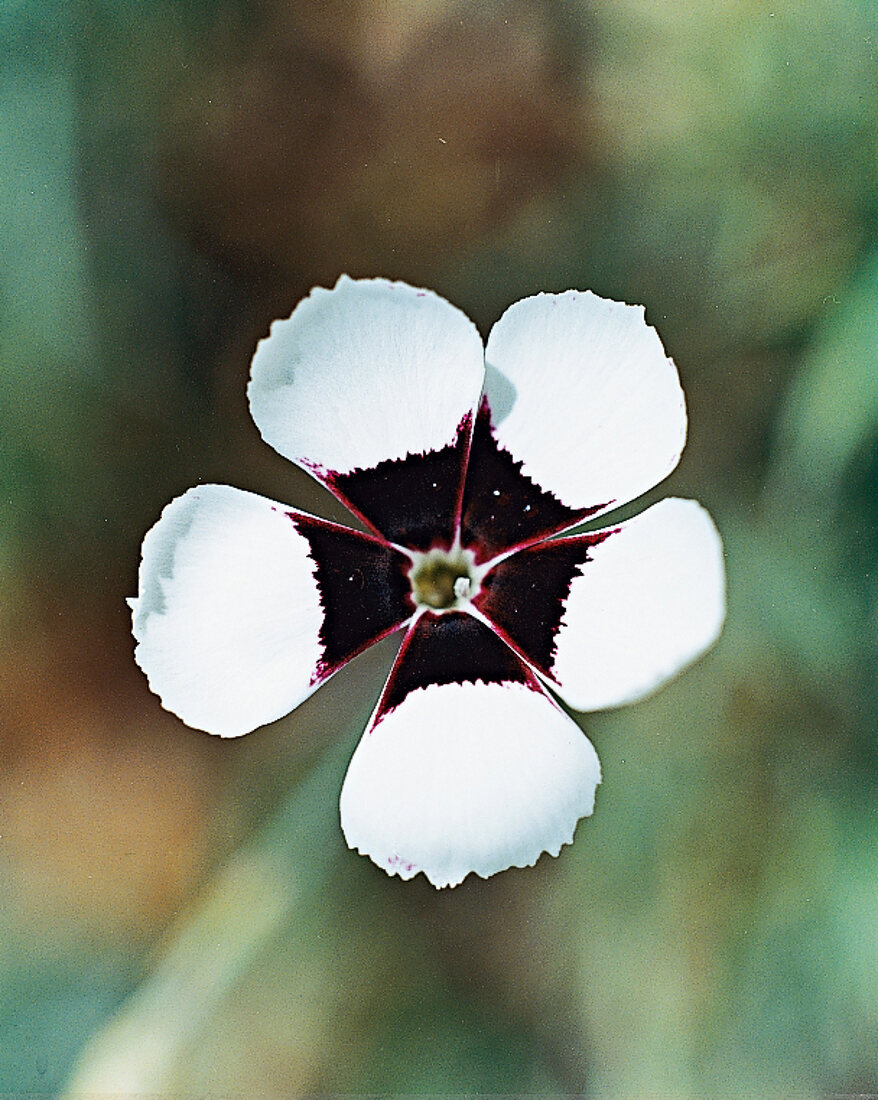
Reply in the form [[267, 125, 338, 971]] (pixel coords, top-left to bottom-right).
[[131, 485, 325, 737], [248, 275, 485, 476], [550, 498, 726, 711], [484, 290, 687, 514], [340, 680, 601, 889]]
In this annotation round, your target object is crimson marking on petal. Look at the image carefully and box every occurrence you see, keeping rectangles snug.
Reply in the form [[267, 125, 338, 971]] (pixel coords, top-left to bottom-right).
[[289, 513, 414, 680], [474, 529, 617, 677], [325, 412, 473, 551], [387, 853, 416, 873], [460, 397, 609, 562], [376, 611, 536, 720]]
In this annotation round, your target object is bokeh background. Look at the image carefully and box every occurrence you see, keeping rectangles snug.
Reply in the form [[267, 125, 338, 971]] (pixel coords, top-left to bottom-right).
[[2, 1, 876, 1095]]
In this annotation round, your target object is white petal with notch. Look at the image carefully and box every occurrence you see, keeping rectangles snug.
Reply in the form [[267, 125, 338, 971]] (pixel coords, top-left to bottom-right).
[[549, 498, 726, 711], [340, 680, 601, 888], [484, 290, 687, 515], [130, 484, 324, 737], [248, 275, 486, 476]]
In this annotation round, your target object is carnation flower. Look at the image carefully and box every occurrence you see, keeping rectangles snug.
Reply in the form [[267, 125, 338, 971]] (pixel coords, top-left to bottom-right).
[[130, 276, 725, 888]]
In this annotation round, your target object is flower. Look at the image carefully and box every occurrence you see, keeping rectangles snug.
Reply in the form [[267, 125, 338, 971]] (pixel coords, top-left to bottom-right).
[[130, 276, 725, 889]]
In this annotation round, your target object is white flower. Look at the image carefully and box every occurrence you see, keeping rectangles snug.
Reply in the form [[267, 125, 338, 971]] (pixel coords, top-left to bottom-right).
[[130, 276, 726, 888]]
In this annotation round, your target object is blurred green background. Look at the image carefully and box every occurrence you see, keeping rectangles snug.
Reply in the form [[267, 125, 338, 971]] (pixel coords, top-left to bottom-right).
[[2, 1, 876, 1096]]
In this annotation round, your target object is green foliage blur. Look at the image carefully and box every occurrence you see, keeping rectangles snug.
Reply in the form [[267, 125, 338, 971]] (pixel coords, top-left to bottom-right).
[[1, 1, 875, 1096]]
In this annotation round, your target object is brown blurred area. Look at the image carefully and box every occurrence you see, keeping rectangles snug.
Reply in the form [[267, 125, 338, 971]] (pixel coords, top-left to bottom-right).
[[158, 1, 587, 304]]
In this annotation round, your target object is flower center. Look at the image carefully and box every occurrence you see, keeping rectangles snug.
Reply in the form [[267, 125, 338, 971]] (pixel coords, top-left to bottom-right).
[[409, 547, 481, 611]]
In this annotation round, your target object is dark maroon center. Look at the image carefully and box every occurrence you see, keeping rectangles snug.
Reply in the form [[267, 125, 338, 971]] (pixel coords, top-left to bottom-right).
[[290, 391, 616, 707]]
